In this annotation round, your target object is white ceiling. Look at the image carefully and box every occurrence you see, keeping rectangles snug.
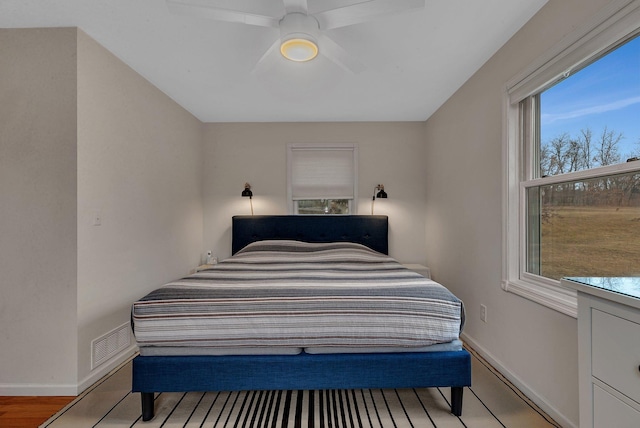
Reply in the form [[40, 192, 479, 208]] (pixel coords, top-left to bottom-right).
[[0, 0, 547, 123]]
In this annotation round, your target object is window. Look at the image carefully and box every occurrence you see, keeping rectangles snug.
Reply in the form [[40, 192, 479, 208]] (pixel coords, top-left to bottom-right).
[[503, 0, 640, 316], [287, 143, 358, 214]]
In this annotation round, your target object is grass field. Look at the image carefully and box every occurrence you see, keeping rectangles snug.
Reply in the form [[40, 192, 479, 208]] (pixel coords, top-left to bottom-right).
[[540, 206, 640, 279]]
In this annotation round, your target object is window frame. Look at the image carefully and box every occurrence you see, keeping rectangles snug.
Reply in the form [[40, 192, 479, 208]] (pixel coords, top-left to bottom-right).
[[287, 143, 358, 215], [502, 0, 640, 317]]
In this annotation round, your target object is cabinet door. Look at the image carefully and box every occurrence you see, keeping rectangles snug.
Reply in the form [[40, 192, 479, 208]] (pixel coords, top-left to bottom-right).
[[593, 384, 640, 428], [591, 309, 640, 404]]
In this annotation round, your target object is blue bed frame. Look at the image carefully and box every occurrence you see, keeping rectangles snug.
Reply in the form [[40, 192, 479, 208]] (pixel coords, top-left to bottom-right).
[[132, 215, 471, 421]]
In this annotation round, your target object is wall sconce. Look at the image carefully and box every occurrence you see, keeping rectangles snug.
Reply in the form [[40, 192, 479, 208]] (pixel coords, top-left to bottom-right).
[[242, 182, 254, 215], [371, 184, 387, 214]]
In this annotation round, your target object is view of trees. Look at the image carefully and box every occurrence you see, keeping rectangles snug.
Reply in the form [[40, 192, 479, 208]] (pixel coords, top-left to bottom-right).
[[536, 127, 640, 279], [540, 126, 639, 175], [539, 127, 640, 208]]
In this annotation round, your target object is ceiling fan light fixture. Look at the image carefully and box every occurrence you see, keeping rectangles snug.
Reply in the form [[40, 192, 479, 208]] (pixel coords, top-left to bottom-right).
[[280, 37, 318, 62], [279, 13, 320, 63]]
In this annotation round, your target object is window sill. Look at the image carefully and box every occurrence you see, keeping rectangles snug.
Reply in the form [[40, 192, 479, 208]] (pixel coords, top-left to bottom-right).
[[502, 278, 577, 318]]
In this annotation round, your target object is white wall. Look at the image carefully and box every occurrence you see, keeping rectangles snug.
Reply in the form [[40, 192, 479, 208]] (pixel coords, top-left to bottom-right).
[[423, 0, 619, 426], [202, 122, 427, 263], [0, 27, 204, 394], [76, 30, 204, 388], [0, 28, 79, 393]]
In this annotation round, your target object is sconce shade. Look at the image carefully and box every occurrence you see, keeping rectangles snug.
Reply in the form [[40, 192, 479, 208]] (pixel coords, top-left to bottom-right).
[[242, 182, 254, 215], [242, 183, 253, 198], [371, 184, 387, 215]]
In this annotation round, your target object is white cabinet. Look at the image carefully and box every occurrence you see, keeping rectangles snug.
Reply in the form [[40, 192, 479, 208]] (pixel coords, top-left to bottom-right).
[[562, 278, 640, 428]]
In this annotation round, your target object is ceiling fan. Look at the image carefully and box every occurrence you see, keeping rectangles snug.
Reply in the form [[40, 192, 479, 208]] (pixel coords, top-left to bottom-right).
[[166, 0, 426, 73]]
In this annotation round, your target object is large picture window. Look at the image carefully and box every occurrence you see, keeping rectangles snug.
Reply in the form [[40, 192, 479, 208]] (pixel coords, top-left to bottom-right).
[[503, 0, 640, 316], [526, 35, 640, 280], [287, 143, 358, 214]]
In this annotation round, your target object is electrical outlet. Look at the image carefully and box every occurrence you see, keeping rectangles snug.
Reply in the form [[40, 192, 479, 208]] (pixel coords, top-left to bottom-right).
[[480, 304, 487, 323]]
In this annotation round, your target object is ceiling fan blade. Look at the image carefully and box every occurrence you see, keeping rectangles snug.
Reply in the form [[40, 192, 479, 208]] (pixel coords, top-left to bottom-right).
[[315, 0, 425, 30], [166, 0, 279, 28], [251, 37, 283, 73], [318, 34, 365, 74], [283, 0, 308, 14]]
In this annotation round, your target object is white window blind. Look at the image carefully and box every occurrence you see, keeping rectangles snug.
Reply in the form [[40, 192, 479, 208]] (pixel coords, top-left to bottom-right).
[[506, 0, 640, 105], [289, 144, 356, 200]]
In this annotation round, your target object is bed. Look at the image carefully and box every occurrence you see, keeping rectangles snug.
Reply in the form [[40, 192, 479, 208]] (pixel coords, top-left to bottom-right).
[[131, 215, 471, 421]]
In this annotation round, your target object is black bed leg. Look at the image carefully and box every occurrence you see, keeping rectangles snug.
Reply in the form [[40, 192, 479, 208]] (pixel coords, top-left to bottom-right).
[[141, 392, 155, 421], [451, 386, 464, 416]]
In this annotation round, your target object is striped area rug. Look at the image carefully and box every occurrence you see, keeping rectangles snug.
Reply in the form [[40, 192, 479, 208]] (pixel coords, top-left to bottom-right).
[[141, 388, 450, 427]]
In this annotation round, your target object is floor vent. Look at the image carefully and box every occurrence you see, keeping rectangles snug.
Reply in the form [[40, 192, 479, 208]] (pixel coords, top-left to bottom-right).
[[91, 322, 131, 370]]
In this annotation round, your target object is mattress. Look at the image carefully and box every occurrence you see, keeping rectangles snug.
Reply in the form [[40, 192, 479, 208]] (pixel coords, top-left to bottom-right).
[[132, 240, 465, 355]]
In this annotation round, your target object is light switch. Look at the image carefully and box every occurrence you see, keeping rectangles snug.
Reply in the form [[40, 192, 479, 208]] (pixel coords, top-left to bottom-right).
[[93, 211, 102, 226]]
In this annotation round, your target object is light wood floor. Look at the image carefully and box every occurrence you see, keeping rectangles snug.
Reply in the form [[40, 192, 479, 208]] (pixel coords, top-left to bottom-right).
[[0, 396, 75, 428]]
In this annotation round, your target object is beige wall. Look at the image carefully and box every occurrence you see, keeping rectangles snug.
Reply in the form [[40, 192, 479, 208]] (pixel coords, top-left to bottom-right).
[[0, 28, 79, 392], [76, 30, 204, 388], [423, 0, 621, 426], [202, 122, 428, 263], [0, 28, 204, 394]]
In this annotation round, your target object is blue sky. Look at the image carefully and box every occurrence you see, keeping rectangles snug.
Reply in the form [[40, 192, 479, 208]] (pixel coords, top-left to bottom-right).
[[540, 34, 640, 159]]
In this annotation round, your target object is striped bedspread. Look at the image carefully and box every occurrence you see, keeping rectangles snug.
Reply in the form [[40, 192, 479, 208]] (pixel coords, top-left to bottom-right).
[[132, 240, 465, 353]]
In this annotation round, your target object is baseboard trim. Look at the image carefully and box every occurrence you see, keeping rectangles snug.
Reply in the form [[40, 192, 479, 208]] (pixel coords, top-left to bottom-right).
[[0, 345, 138, 396], [0, 382, 79, 396], [77, 345, 138, 394], [461, 332, 576, 428]]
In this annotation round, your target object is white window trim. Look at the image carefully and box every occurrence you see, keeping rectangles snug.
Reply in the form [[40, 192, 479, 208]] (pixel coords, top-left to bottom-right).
[[502, 0, 640, 318], [287, 143, 359, 214]]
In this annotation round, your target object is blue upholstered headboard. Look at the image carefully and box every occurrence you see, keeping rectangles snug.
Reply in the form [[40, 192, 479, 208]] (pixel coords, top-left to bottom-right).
[[232, 215, 389, 255]]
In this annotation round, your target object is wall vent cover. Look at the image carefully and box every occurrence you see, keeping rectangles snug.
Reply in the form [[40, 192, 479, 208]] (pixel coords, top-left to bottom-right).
[[91, 322, 131, 370]]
